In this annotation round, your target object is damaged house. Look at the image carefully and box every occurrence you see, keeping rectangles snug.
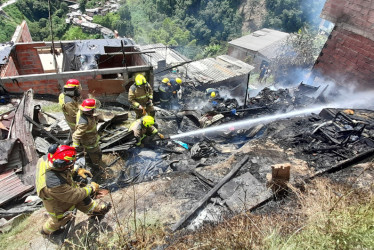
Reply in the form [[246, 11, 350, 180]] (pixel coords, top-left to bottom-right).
[[228, 28, 290, 68]]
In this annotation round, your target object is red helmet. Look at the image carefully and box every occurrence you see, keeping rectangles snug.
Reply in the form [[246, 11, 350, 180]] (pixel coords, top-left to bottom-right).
[[64, 79, 80, 89], [80, 99, 97, 111], [50, 145, 77, 170]]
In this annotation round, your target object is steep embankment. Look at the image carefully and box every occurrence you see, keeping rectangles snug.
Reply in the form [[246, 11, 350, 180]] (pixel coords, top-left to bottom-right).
[[239, 0, 268, 33]]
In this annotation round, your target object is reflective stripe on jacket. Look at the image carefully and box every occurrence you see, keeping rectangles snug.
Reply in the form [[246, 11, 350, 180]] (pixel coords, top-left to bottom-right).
[[58, 93, 79, 129], [72, 110, 100, 148], [128, 83, 153, 108], [35, 156, 93, 219]]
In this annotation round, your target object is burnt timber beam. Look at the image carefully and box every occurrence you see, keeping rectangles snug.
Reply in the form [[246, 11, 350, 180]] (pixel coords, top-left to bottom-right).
[[312, 148, 374, 178], [171, 155, 249, 232], [23, 114, 63, 145], [8, 89, 38, 185]]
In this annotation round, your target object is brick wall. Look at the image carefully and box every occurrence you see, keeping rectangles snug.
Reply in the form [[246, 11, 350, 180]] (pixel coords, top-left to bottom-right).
[[321, 0, 374, 40], [0, 57, 19, 78], [312, 0, 374, 89], [11, 20, 33, 43], [314, 26, 374, 89], [15, 43, 44, 75]]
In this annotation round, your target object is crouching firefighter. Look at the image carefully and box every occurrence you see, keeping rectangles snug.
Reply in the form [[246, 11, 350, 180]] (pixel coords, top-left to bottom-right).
[[130, 115, 165, 146], [36, 145, 111, 235]]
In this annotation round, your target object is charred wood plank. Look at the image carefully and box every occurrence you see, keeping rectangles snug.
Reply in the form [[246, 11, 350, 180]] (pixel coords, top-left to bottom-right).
[[8, 89, 38, 186], [191, 170, 214, 187], [312, 148, 374, 178], [24, 115, 62, 145], [171, 155, 249, 232], [100, 130, 133, 149]]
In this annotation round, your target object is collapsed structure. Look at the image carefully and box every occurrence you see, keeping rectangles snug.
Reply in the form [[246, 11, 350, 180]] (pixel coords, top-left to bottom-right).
[[0, 0, 374, 245]]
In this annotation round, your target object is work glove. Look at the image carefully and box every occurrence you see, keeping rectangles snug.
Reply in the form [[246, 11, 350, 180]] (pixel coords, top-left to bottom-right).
[[77, 168, 93, 179], [146, 100, 153, 106], [231, 109, 237, 115], [158, 133, 165, 139], [90, 182, 99, 193]]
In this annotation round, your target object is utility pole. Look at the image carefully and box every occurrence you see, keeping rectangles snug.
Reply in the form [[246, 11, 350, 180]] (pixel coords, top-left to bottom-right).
[[48, 0, 59, 73]]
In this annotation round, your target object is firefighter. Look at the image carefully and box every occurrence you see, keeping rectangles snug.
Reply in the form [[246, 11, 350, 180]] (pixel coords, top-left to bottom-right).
[[128, 74, 155, 119], [58, 79, 81, 132], [169, 78, 182, 109], [72, 99, 103, 174], [36, 145, 111, 235], [158, 78, 172, 109], [129, 115, 165, 146]]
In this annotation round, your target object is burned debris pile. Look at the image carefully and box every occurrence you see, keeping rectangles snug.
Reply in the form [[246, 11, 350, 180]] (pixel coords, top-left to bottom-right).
[[264, 108, 374, 172], [1, 79, 374, 237]]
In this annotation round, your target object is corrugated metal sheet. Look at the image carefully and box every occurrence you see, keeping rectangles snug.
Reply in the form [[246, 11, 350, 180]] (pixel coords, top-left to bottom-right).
[[139, 43, 188, 68], [182, 55, 254, 84], [0, 170, 33, 206], [0, 43, 12, 65], [228, 28, 289, 52]]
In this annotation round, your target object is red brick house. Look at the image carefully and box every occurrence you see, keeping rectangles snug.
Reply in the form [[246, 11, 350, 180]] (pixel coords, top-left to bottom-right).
[[0, 21, 154, 101], [312, 0, 374, 89]]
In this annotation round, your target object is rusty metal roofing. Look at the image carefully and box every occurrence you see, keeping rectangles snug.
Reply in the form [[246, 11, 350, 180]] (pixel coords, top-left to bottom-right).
[[138, 43, 189, 68], [0, 170, 33, 206], [228, 28, 289, 52], [181, 55, 254, 84]]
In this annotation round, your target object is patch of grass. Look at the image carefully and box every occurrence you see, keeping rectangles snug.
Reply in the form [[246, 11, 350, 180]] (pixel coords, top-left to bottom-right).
[[169, 176, 374, 249], [41, 103, 61, 113], [0, 216, 31, 249]]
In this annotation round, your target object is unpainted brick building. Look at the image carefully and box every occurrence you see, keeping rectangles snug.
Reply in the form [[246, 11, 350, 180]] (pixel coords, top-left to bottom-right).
[[312, 0, 374, 89]]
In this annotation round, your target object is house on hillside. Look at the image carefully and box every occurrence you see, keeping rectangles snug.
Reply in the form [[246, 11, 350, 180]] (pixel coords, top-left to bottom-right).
[[138, 43, 189, 73], [176, 55, 254, 101], [228, 28, 289, 69]]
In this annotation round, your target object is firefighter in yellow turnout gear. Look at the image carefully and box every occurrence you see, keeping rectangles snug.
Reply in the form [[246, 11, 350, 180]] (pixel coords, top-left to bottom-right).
[[58, 79, 81, 132], [36, 145, 111, 235], [72, 99, 103, 173], [128, 74, 155, 119], [130, 116, 165, 146]]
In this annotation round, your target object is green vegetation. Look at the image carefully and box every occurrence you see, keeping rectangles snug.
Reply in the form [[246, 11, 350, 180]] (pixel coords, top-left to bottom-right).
[[265, 0, 327, 32], [0, 0, 101, 42], [41, 103, 61, 113], [62, 26, 101, 40], [0, 216, 30, 249]]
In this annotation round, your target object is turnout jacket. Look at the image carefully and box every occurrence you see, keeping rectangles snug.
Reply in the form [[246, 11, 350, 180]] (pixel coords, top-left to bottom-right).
[[128, 83, 153, 108], [129, 118, 158, 146], [58, 93, 80, 130], [35, 156, 94, 219], [72, 110, 100, 148]]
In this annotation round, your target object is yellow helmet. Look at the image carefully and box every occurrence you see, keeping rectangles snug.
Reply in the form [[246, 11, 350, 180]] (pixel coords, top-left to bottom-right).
[[211, 92, 216, 98], [162, 78, 170, 84], [176, 78, 182, 84], [142, 115, 155, 127], [135, 74, 146, 86]]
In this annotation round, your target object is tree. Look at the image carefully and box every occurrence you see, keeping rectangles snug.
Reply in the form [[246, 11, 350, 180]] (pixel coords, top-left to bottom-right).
[[79, 0, 87, 13], [271, 28, 327, 85]]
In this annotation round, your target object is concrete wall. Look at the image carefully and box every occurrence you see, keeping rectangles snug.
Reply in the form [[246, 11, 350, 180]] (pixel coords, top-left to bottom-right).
[[313, 0, 374, 89]]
